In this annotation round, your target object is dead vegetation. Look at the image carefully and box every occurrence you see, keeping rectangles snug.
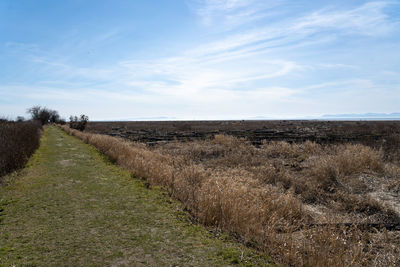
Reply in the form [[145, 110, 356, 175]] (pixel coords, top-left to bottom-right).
[[0, 120, 42, 178], [61, 126, 400, 266]]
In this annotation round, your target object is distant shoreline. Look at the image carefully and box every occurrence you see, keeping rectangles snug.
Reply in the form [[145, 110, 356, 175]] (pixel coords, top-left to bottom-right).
[[89, 118, 400, 122]]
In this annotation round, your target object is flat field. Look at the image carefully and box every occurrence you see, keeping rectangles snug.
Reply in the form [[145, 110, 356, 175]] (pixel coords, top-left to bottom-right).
[[87, 120, 400, 149], [84, 120, 400, 265]]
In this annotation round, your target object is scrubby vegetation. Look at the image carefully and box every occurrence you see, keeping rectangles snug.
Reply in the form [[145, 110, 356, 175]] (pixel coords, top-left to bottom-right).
[[69, 114, 89, 131], [61, 125, 400, 266], [0, 120, 42, 178], [27, 106, 65, 125]]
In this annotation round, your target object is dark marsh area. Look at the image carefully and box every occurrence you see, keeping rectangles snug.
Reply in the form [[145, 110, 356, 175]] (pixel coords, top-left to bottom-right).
[[87, 120, 400, 157]]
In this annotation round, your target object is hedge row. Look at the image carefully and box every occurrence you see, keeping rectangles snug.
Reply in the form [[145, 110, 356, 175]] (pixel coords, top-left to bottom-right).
[[0, 120, 42, 177]]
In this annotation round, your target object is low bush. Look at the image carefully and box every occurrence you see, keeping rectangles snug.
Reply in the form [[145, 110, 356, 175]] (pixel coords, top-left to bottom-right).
[[0, 120, 42, 178], [69, 115, 89, 131]]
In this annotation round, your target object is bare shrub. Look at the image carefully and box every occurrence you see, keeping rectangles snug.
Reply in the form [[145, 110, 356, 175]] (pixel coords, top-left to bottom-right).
[[27, 106, 61, 125], [0, 120, 42, 178], [69, 115, 89, 131]]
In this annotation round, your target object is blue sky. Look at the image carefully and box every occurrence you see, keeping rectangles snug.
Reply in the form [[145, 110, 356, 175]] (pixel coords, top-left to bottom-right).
[[0, 0, 399, 120]]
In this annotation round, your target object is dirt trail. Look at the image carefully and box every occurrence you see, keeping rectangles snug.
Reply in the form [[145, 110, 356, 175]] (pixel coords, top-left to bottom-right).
[[0, 127, 273, 266]]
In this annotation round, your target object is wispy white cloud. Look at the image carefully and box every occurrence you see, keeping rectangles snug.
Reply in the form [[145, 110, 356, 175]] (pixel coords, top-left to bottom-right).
[[118, 2, 396, 100], [292, 1, 397, 36], [192, 0, 277, 27], [192, 0, 397, 35], [2, 1, 399, 119], [303, 79, 375, 92], [185, 1, 397, 67], [194, 0, 257, 25], [317, 63, 359, 69]]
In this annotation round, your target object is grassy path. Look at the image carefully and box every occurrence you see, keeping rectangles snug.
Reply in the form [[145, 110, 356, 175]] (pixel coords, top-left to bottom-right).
[[0, 126, 274, 266]]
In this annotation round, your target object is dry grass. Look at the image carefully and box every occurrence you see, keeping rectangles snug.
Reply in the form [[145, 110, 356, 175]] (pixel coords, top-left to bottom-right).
[[61, 126, 400, 266], [310, 144, 384, 181]]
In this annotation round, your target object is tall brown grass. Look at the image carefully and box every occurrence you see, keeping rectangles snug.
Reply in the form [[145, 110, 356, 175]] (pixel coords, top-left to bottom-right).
[[61, 126, 399, 266], [0, 120, 42, 178], [310, 144, 384, 182]]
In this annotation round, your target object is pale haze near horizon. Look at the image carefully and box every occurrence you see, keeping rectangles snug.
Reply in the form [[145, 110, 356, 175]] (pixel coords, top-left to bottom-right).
[[0, 0, 399, 121]]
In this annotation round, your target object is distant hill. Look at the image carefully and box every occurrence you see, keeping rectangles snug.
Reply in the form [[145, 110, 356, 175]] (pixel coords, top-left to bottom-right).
[[322, 113, 400, 119]]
